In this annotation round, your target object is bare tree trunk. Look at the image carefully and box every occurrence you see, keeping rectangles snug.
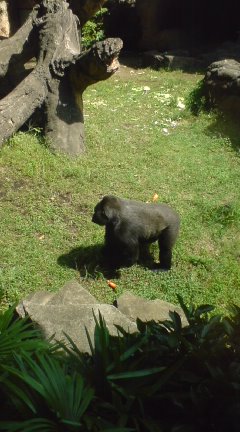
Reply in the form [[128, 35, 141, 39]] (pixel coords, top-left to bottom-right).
[[45, 73, 85, 154], [0, 0, 122, 155], [45, 38, 123, 155]]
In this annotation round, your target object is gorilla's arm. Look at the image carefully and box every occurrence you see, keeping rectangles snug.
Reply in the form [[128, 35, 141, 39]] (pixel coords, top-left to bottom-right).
[[105, 224, 139, 268]]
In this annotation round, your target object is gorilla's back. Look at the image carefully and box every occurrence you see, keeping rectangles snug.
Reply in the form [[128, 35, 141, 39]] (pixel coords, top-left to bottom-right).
[[118, 197, 179, 240]]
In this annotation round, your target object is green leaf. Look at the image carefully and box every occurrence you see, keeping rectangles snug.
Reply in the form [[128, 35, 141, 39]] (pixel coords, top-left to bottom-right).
[[169, 311, 182, 331], [2, 352, 94, 423], [0, 307, 50, 364], [108, 366, 165, 380], [0, 418, 57, 431], [195, 304, 214, 318], [107, 334, 147, 373], [176, 295, 191, 322], [0, 376, 37, 413]]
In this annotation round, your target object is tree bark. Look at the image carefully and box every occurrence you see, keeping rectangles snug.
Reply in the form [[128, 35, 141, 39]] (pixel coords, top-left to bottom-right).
[[44, 73, 85, 154], [0, 66, 49, 146], [0, 8, 38, 78]]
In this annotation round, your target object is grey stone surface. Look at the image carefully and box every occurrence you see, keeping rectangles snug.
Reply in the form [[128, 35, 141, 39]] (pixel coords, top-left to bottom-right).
[[21, 302, 138, 353], [16, 281, 98, 318], [205, 59, 240, 95], [117, 291, 188, 326], [16, 280, 189, 353], [204, 58, 240, 113], [47, 280, 98, 306], [16, 291, 55, 318]]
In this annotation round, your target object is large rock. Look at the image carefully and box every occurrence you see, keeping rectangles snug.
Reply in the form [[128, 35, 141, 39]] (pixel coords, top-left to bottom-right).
[[117, 291, 188, 326], [16, 280, 188, 353], [16, 280, 137, 353], [204, 59, 240, 113], [21, 302, 138, 353]]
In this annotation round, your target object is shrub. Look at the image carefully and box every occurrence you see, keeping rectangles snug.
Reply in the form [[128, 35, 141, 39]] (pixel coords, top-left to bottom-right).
[[81, 8, 108, 50], [186, 79, 208, 115], [0, 298, 240, 431]]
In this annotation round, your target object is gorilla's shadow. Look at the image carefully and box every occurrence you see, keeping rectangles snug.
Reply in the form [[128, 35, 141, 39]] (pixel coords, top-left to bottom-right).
[[57, 244, 120, 279]]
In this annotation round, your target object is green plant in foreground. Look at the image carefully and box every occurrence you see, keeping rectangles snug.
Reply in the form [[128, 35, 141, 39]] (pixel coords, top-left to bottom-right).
[[0, 306, 51, 366], [1, 300, 240, 431]]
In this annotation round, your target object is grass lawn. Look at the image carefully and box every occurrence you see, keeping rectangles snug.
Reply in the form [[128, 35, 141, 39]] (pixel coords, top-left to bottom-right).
[[0, 63, 239, 313]]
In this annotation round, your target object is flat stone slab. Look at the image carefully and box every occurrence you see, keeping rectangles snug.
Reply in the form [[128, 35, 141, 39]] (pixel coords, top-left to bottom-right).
[[20, 302, 138, 353], [47, 280, 98, 306], [117, 291, 188, 326], [16, 281, 98, 317], [16, 291, 55, 317]]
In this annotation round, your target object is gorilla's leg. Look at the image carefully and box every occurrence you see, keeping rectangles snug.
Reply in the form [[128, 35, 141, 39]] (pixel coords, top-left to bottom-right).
[[158, 224, 179, 270], [119, 240, 140, 267], [139, 242, 154, 267]]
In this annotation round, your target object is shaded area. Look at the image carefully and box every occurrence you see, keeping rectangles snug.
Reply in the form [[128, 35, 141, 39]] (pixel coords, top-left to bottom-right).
[[57, 244, 120, 279], [105, 0, 240, 53], [206, 113, 240, 153], [57, 243, 160, 279]]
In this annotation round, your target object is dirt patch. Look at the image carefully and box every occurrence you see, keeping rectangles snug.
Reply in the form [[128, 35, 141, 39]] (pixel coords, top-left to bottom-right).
[[13, 180, 27, 190]]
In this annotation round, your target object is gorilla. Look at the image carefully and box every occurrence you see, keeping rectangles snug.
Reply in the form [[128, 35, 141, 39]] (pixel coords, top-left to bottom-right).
[[92, 195, 180, 271]]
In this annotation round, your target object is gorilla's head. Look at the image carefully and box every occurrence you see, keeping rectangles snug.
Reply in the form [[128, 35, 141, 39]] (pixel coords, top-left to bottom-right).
[[92, 195, 120, 226]]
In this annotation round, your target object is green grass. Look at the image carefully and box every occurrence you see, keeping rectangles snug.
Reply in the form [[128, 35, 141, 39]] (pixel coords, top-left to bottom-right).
[[0, 66, 239, 313]]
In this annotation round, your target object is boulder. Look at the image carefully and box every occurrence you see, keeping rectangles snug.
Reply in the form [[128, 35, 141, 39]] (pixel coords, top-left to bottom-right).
[[117, 291, 188, 326], [16, 280, 188, 353], [204, 59, 240, 113], [16, 280, 137, 353], [20, 302, 138, 353]]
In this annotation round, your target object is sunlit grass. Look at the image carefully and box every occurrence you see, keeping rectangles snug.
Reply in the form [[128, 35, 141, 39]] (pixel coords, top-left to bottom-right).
[[0, 66, 239, 312]]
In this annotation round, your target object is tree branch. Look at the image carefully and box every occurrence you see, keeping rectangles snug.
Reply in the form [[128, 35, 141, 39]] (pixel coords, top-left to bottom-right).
[[71, 37, 123, 92], [0, 7, 38, 78]]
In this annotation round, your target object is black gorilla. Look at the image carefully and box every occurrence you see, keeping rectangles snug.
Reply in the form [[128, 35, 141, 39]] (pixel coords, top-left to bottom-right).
[[92, 195, 180, 271]]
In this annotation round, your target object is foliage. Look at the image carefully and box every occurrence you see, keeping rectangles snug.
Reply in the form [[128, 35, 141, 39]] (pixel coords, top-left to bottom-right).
[[81, 8, 108, 49], [186, 79, 208, 115], [1, 301, 240, 431], [0, 306, 51, 366]]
